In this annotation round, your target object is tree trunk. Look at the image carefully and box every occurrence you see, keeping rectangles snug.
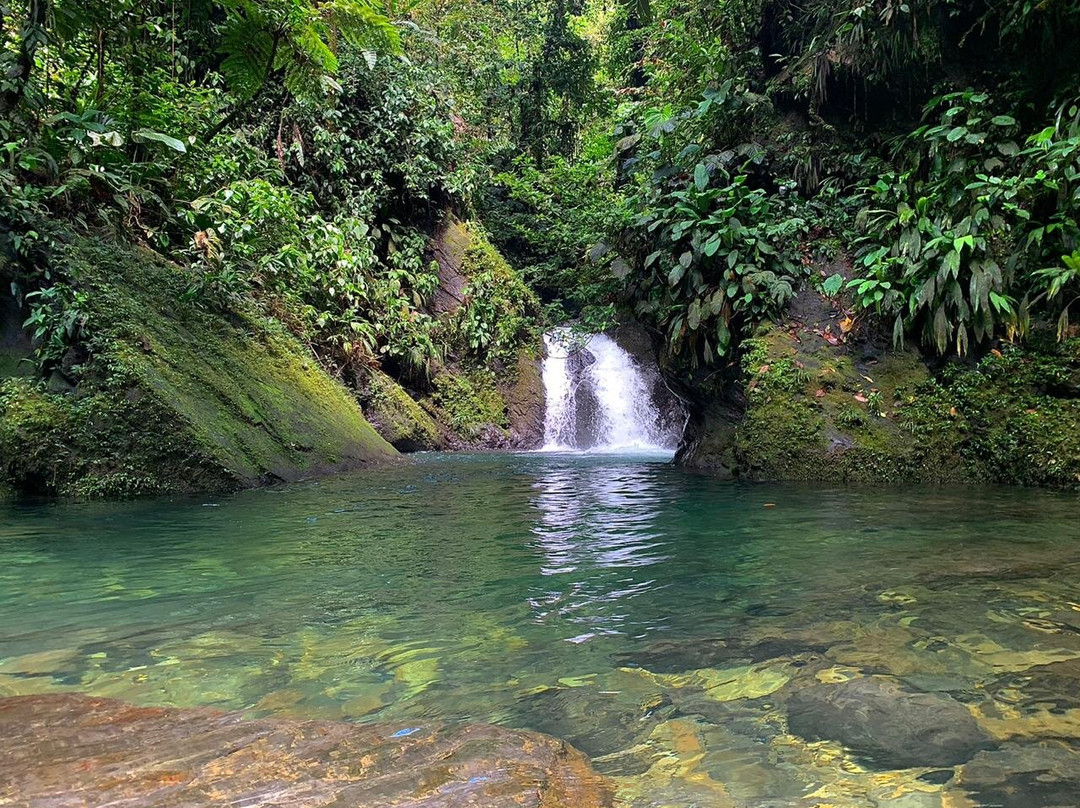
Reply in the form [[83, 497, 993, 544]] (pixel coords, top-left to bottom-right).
[[0, 0, 49, 116]]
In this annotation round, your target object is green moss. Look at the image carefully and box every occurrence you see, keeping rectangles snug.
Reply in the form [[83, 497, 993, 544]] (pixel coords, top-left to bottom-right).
[[432, 368, 509, 440], [689, 321, 970, 483], [902, 337, 1080, 488], [0, 376, 221, 498], [688, 315, 1080, 488], [0, 237, 396, 499], [360, 368, 444, 451]]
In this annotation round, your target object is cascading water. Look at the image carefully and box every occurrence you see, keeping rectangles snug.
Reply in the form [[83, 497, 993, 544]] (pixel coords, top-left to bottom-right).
[[541, 329, 683, 452]]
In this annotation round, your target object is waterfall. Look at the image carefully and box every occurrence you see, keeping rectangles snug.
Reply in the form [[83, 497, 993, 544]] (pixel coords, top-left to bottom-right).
[[541, 329, 682, 453]]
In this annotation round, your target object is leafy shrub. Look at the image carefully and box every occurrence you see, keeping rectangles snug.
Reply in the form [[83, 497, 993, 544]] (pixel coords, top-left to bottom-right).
[[629, 165, 806, 366], [851, 92, 1080, 354], [454, 227, 541, 363]]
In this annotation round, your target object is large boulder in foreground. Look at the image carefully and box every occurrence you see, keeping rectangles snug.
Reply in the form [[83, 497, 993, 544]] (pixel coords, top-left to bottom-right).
[[0, 694, 614, 808], [786, 676, 994, 769]]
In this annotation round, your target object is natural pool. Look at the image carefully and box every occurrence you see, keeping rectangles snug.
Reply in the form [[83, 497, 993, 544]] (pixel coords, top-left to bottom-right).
[[2, 452, 1080, 807]]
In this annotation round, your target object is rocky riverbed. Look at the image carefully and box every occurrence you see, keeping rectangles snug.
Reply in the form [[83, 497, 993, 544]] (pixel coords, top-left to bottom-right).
[[0, 693, 614, 808]]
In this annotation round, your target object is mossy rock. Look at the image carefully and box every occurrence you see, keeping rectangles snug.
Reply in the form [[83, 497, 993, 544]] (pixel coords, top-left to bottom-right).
[[0, 237, 395, 499], [681, 308, 1080, 488], [503, 351, 545, 449], [355, 366, 446, 452], [723, 324, 966, 483], [413, 215, 544, 449], [903, 335, 1080, 488], [429, 216, 472, 315], [430, 367, 511, 446]]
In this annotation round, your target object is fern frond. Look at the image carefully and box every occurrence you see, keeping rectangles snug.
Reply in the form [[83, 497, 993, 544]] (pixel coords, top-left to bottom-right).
[[280, 20, 339, 97], [218, 1, 277, 100], [220, 22, 275, 99], [322, 0, 401, 55]]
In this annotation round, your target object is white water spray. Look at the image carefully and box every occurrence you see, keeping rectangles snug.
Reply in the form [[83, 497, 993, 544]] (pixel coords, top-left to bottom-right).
[[541, 329, 681, 452]]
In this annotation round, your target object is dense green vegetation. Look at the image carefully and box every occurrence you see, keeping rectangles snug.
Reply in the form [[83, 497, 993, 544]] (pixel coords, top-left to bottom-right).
[[3, 0, 1080, 494]]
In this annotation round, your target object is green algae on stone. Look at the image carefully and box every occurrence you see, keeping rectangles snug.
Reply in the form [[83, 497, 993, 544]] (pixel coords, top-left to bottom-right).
[[432, 367, 510, 441], [681, 302, 1080, 488], [684, 321, 968, 483], [900, 335, 1080, 489], [356, 366, 446, 451], [0, 237, 395, 499]]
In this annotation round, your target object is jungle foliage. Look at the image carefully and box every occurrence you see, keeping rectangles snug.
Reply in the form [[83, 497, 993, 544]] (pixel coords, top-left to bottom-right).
[[4, 0, 1080, 398], [0, 0, 563, 394], [601, 0, 1080, 372]]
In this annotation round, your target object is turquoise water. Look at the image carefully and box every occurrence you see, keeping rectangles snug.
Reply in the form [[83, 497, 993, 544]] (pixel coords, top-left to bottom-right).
[[3, 452, 1080, 806]]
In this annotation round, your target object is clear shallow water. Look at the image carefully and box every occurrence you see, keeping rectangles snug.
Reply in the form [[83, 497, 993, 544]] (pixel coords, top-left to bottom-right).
[[3, 453, 1080, 806]]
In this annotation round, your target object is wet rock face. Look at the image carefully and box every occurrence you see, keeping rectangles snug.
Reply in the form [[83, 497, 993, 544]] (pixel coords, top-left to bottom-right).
[[504, 352, 547, 449], [786, 676, 994, 769], [0, 694, 614, 808], [610, 321, 686, 441]]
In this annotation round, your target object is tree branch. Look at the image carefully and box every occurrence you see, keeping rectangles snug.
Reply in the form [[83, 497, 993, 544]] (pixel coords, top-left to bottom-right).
[[0, 0, 49, 116]]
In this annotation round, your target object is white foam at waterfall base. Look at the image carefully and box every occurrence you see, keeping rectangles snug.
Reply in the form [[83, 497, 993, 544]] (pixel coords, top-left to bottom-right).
[[540, 329, 679, 454]]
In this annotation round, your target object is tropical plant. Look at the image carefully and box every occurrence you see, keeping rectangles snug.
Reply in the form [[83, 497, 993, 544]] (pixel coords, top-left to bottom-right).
[[207, 0, 400, 140], [851, 91, 1080, 354]]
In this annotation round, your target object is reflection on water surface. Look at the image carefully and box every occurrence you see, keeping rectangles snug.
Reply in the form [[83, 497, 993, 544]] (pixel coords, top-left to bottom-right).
[[2, 452, 1080, 806]]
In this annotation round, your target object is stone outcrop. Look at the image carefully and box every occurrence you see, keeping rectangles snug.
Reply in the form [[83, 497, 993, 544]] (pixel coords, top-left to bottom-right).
[[406, 215, 545, 451], [677, 278, 1080, 488], [0, 693, 614, 808], [0, 238, 396, 499]]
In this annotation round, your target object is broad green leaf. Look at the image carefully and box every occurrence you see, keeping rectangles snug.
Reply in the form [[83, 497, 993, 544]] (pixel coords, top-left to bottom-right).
[[134, 129, 187, 153], [822, 273, 844, 296], [687, 300, 701, 330], [694, 162, 709, 192], [933, 305, 949, 354]]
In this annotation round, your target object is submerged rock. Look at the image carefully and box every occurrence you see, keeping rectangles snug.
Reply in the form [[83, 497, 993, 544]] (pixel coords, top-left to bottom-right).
[[949, 742, 1080, 808], [0, 693, 614, 807], [785, 676, 994, 769], [615, 635, 828, 674], [515, 685, 674, 762]]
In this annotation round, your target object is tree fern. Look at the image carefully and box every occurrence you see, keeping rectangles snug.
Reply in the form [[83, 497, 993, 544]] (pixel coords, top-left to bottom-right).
[[219, 9, 276, 100], [323, 0, 401, 55], [217, 0, 397, 104]]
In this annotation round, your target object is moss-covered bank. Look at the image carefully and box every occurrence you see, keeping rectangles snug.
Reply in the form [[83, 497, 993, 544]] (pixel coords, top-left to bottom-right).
[[356, 217, 546, 452], [0, 238, 395, 499], [679, 290, 1080, 489]]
